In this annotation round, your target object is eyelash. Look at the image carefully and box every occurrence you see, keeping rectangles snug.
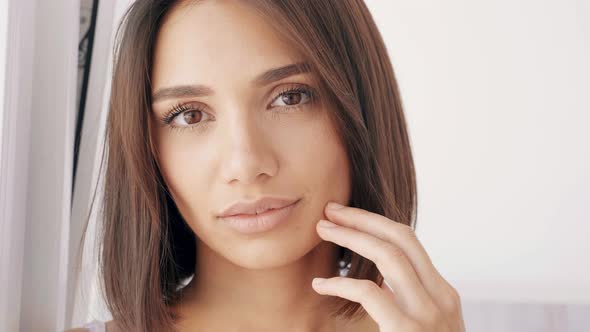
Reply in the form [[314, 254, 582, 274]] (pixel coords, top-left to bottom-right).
[[159, 84, 318, 133]]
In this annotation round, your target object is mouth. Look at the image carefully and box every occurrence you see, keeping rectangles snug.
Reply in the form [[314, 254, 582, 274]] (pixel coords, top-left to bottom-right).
[[217, 196, 300, 218], [228, 200, 297, 217], [219, 199, 301, 235]]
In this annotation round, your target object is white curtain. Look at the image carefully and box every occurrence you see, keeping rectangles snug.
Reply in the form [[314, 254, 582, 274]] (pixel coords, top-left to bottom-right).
[[1, 0, 78, 331]]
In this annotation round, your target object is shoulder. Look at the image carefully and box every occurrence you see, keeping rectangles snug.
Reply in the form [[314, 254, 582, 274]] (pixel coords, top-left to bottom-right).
[[63, 319, 121, 332], [105, 320, 122, 332], [349, 313, 380, 332]]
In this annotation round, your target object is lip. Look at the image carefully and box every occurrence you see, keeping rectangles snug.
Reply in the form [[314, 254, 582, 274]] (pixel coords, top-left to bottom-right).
[[217, 196, 300, 217], [219, 199, 301, 235]]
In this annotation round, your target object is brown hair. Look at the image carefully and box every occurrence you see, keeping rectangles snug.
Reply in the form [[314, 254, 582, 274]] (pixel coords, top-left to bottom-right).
[[87, 0, 417, 330]]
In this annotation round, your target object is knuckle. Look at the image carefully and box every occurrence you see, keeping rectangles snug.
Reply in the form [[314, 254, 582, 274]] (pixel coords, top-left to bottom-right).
[[361, 279, 381, 296], [352, 207, 372, 219], [351, 279, 379, 299], [384, 243, 406, 260], [442, 284, 462, 314], [374, 241, 403, 266], [401, 223, 418, 239]]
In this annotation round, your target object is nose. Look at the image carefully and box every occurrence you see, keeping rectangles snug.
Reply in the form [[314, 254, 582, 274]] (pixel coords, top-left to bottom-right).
[[218, 107, 279, 185]]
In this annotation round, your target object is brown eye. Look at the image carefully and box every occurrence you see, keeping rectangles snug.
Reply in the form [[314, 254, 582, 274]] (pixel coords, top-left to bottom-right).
[[170, 109, 211, 127], [281, 92, 302, 105], [183, 111, 202, 125], [270, 88, 312, 108]]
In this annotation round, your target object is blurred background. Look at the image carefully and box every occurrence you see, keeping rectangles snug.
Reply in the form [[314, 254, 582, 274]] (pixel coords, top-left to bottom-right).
[[0, 0, 588, 331]]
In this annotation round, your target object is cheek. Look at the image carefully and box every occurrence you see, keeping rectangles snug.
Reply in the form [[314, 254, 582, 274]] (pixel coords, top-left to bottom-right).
[[155, 138, 212, 216], [308, 133, 350, 196], [277, 113, 351, 206], [272, 110, 343, 163], [292, 113, 347, 176]]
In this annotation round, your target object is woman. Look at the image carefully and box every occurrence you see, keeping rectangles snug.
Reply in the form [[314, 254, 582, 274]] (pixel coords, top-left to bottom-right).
[[70, 0, 466, 331]]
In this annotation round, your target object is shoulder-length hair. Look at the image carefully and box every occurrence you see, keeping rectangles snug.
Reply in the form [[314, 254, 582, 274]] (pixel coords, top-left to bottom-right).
[[87, 0, 417, 330]]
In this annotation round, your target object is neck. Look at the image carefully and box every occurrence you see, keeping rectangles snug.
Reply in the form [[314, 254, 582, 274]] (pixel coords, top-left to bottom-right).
[[173, 239, 345, 331]]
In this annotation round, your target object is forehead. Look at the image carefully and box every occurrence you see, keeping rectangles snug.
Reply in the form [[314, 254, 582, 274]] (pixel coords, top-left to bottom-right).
[[151, 1, 302, 91]]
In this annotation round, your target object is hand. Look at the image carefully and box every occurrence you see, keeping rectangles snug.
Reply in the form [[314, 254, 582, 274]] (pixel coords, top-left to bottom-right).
[[311, 202, 466, 332]]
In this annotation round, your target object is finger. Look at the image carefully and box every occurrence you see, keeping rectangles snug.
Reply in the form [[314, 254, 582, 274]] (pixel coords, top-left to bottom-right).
[[311, 276, 417, 331], [324, 202, 451, 310], [316, 219, 438, 320], [381, 278, 395, 295]]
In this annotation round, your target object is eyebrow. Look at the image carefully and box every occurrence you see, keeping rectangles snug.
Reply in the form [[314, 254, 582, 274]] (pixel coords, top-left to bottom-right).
[[151, 61, 312, 104]]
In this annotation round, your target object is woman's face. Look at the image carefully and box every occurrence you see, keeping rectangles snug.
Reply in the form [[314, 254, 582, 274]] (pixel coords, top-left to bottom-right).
[[150, 1, 351, 269]]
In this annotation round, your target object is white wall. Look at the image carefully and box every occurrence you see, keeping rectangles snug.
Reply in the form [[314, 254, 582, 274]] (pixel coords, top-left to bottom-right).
[[19, 0, 79, 329], [365, 0, 590, 304]]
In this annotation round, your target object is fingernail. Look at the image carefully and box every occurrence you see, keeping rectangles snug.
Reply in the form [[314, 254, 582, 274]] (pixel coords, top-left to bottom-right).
[[318, 219, 337, 228], [327, 201, 344, 210], [312, 277, 326, 287]]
